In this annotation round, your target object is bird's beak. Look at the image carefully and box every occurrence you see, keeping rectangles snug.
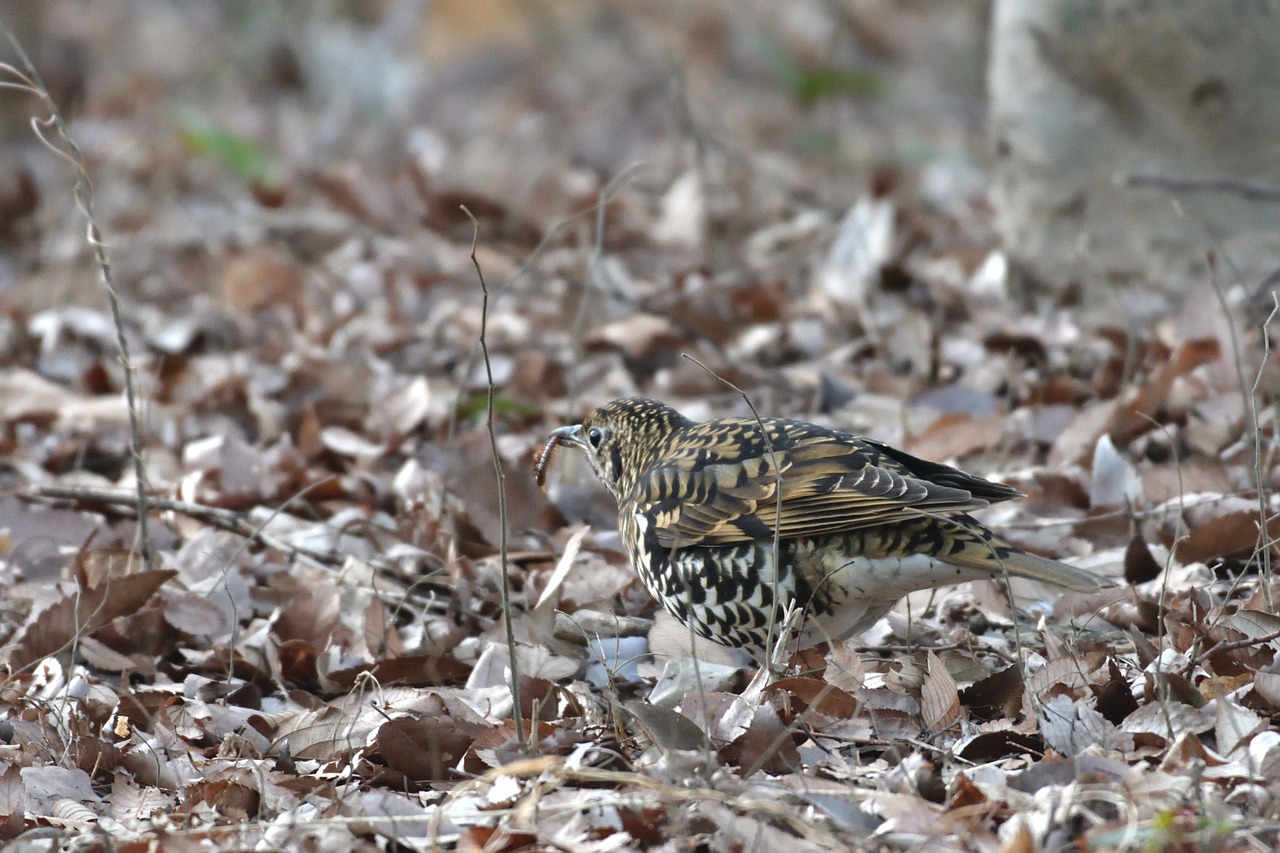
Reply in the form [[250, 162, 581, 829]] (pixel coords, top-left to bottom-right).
[[551, 424, 584, 448], [536, 425, 585, 489]]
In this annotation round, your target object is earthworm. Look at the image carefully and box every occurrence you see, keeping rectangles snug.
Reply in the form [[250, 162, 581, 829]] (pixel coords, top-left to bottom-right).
[[534, 434, 563, 490]]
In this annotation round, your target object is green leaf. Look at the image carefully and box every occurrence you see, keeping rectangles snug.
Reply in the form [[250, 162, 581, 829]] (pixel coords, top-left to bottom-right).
[[758, 30, 880, 106], [458, 393, 539, 422], [176, 107, 273, 184], [792, 66, 881, 105]]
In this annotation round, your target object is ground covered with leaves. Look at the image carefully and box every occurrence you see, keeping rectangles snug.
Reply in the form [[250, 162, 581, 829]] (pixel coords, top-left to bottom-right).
[[0, 4, 1278, 851]]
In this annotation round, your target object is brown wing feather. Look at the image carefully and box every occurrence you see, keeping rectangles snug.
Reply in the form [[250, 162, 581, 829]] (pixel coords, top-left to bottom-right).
[[634, 418, 993, 549]]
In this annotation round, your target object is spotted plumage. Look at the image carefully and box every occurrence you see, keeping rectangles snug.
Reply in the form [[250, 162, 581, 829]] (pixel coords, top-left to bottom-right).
[[544, 397, 1112, 652]]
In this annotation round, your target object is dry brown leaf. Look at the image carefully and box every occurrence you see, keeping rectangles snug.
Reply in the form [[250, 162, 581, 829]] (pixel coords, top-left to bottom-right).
[[1121, 700, 1213, 744], [7, 570, 177, 672], [73, 547, 145, 588], [1185, 393, 1246, 455], [1048, 399, 1120, 467], [0, 765, 23, 841], [824, 641, 866, 693], [75, 636, 144, 673], [160, 589, 229, 637], [623, 701, 711, 753], [956, 730, 1044, 763], [768, 676, 860, 719], [999, 816, 1036, 853], [1052, 339, 1218, 468], [1140, 461, 1236, 506], [49, 798, 97, 829], [584, 313, 688, 360], [276, 706, 364, 761], [1025, 656, 1095, 705], [863, 708, 922, 742], [947, 771, 986, 811], [1093, 677, 1139, 729], [326, 654, 472, 691], [374, 715, 485, 782], [1221, 608, 1280, 642], [191, 774, 260, 821], [1253, 670, 1280, 709], [221, 249, 304, 316], [722, 701, 801, 774], [1123, 533, 1162, 584], [374, 376, 432, 437], [272, 579, 344, 648], [276, 638, 319, 685], [904, 413, 1006, 463], [959, 664, 1023, 721], [1175, 510, 1278, 564]]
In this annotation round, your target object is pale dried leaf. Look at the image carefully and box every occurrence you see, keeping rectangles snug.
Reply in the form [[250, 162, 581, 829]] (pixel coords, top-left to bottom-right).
[[1038, 695, 1128, 756], [1089, 433, 1142, 507], [623, 701, 711, 753], [21, 766, 98, 816], [0, 369, 74, 422], [161, 589, 229, 637], [824, 641, 866, 693], [820, 196, 894, 307], [922, 651, 961, 731], [0, 764, 24, 829], [1121, 700, 1214, 742], [50, 798, 98, 828], [651, 170, 704, 248], [374, 375, 432, 436], [1216, 696, 1266, 757]]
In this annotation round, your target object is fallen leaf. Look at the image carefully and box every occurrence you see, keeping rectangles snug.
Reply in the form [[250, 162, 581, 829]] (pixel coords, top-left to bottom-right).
[[922, 651, 961, 731], [7, 570, 177, 671]]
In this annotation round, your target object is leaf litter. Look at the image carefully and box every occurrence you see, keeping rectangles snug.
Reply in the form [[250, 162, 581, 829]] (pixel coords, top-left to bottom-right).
[[0, 4, 1277, 850]]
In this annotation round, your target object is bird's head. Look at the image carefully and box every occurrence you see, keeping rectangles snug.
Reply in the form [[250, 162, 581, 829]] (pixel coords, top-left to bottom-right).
[[543, 397, 689, 499]]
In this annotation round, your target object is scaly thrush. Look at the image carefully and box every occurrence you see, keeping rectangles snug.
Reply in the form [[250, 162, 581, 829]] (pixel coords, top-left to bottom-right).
[[541, 397, 1111, 652]]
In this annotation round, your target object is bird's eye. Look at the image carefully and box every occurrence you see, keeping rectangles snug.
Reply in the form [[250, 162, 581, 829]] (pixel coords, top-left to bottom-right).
[[587, 427, 605, 449]]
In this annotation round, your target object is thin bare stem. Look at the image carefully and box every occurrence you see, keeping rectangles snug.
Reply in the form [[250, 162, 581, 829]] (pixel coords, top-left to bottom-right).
[[461, 205, 527, 752], [1247, 294, 1279, 598], [1119, 171, 1280, 202], [0, 26, 153, 569], [442, 167, 646, 474], [19, 485, 453, 617], [1209, 260, 1276, 609], [1179, 628, 1280, 676]]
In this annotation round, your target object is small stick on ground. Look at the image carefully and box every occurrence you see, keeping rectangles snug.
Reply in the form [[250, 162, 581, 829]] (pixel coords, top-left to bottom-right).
[[1120, 171, 1280, 202]]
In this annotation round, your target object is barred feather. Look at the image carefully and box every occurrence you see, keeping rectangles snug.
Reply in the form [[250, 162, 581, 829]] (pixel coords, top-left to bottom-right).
[[546, 397, 1114, 651]]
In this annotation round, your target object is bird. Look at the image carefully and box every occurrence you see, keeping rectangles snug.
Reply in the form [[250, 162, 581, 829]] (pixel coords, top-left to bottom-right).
[[540, 396, 1112, 653]]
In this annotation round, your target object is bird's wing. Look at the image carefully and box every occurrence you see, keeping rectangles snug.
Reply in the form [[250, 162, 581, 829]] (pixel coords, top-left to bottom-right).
[[634, 419, 993, 549]]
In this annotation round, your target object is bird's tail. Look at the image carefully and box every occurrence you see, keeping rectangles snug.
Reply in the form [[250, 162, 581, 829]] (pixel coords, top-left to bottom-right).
[[931, 515, 1115, 591], [993, 549, 1114, 592]]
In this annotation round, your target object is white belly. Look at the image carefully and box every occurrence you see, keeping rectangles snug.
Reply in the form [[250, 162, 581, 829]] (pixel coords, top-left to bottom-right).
[[794, 552, 984, 646]]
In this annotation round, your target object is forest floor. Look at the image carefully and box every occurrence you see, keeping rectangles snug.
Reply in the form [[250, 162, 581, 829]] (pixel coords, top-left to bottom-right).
[[0, 4, 1277, 851]]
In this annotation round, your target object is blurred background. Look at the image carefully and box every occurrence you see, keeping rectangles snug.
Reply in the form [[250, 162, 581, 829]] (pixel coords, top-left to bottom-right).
[[1, 7, 1279, 845]]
